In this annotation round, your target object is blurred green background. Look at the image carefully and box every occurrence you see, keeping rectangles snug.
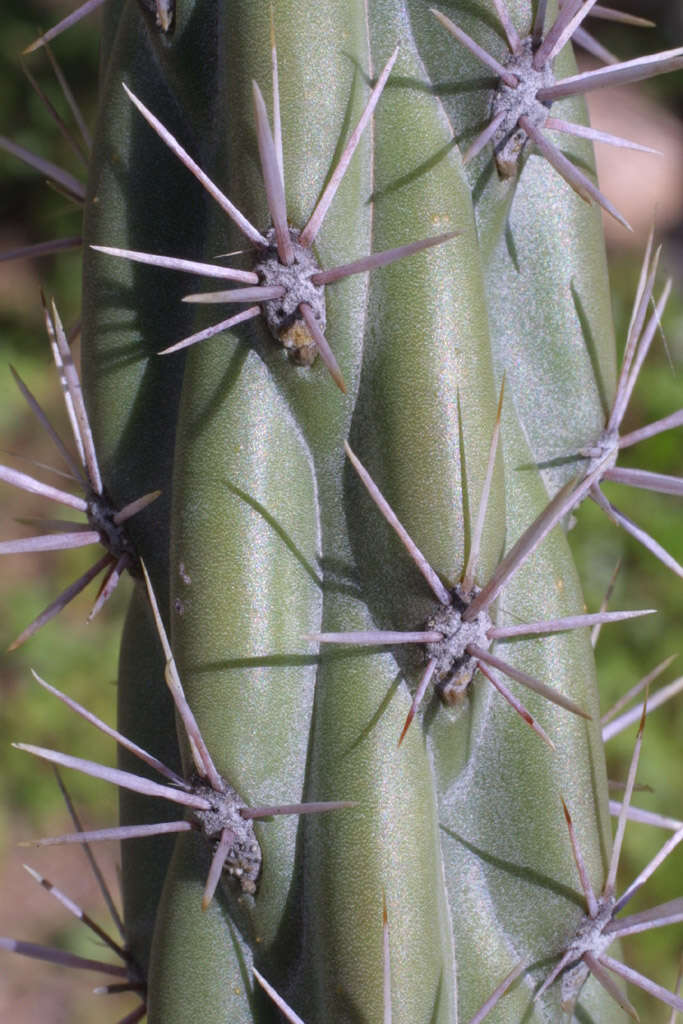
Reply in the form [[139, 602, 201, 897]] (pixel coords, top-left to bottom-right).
[[1, 3, 133, 1022], [0, 1, 681, 1021]]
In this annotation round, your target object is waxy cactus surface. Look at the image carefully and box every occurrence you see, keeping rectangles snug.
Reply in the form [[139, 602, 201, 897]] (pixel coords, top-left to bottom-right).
[[1, 2, 682, 1022]]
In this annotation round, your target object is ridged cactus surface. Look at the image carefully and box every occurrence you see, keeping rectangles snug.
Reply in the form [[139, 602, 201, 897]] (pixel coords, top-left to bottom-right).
[[1, 1, 682, 1023]]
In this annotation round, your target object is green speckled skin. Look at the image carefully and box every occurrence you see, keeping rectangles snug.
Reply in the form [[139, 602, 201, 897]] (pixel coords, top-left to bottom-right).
[[82, 0, 222, 970], [81, 0, 626, 1020]]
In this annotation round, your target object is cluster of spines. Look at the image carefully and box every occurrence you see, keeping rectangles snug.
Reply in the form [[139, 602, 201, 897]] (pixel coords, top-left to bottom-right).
[[0, 769, 147, 1024], [2, 2, 683, 1022], [434, 0, 683, 230], [0, 298, 160, 649]]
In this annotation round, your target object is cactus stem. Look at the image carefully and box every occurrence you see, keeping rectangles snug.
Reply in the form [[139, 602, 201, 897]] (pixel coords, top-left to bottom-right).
[[325, 453, 659, 738], [298, 302, 345, 392], [382, 894, 392, 1024], [519, 115, 631, 228], [330, 443, 656, 738], [344, 441, 451, 605], [109, 45, 453, 385], [14, 735, 353, 900], [122, 83, 267, 247], [299, 45, 399, 247], [465, 959, 526, 1024], [477, 660, 555, 748], [15, 565, 356, 902], [9, 2, 681, 1015], [463, 376, 505, 594], [253, 896, 392, 1022], [491, 0, 521, 55], [398, 658, 437, 747]]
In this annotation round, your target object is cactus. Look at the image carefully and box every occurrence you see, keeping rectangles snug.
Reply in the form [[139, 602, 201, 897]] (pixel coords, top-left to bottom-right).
[[1, 1, 682, 1022]]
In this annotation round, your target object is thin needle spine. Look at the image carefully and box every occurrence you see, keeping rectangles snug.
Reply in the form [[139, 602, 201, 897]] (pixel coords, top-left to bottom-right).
[[0, 300, 160, 647], [100, 43, 454, 388], [430, 5, 683, 226], [312, 441, 653, 743], [14, 570, 354, 907], [533, 702, 683, 1016]]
